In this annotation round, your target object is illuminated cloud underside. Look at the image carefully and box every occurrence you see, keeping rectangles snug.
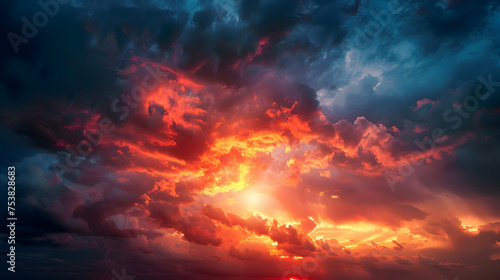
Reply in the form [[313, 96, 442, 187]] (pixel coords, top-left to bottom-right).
[[1, 0, 500, 280]]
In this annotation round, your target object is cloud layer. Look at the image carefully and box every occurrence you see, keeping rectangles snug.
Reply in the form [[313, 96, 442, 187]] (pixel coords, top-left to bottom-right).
[[1, 0, 500, 279]]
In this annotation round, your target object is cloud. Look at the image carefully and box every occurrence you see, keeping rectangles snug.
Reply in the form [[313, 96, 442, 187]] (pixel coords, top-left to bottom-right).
[[1, 0, 500, 279]]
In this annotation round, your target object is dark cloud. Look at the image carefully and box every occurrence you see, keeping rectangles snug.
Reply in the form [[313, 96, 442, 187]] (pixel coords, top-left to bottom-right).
[[1, 0, 500, 279]]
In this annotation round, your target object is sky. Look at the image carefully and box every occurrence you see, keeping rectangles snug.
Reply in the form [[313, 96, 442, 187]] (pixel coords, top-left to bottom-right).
[[1, 0, 500, 279]]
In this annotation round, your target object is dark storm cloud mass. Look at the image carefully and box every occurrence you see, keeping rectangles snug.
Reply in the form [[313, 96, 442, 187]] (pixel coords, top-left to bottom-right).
[[1, 0, 500, 280]]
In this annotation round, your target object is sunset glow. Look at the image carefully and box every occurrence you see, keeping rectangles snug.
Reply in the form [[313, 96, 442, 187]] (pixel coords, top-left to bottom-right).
[[1, 0, 500, 279]]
